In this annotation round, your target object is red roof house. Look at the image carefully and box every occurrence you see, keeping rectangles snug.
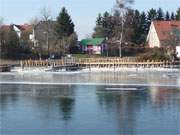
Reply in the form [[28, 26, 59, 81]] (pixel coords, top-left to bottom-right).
[[0, 24, 32, 38], [147, 21, 180, 48]]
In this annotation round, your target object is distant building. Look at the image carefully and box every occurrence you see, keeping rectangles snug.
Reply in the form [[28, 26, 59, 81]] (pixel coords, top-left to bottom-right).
[[147, 21, 180, 58], [147, 21, 180, 48], [80, 38, 106, 55], [32, 21, 57, 51], [0, 24, 33, 40], [0, 24, 33, 49]]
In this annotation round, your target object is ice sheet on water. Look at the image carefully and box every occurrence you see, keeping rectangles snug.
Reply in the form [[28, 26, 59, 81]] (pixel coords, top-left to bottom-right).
[[0, 81, 180, 88], [0, 69, 180, 87]]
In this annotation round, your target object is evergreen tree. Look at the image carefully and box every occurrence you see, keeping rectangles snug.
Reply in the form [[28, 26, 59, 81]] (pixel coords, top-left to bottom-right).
[[147, 8, 157, 29], [171, 12, 175, 20], [175, 8, 180, 20], [123, 9, 135, 42], [96, 13, 103, 25], [93, 11, 112, 38], [165, 11, 170, 21], [157, 8, 164, 20], [139, 12, 148, 43], [56, 7, 74, 38], [102, 11, 110, 28], [133, 10, 140, 28], [55, 7, 76, 54], [93, 26, 109, 38], [147, 8, 157, 22], [132, 10, 141, 44]]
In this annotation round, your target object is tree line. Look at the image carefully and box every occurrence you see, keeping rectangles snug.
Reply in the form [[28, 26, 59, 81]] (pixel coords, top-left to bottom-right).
[[93, 7, 180, 45], [0, 1, 180, 59]]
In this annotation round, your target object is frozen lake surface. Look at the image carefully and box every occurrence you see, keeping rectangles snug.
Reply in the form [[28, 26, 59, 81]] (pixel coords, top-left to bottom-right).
[[0, 71, 180, 135], [0, 70, 180, 86]]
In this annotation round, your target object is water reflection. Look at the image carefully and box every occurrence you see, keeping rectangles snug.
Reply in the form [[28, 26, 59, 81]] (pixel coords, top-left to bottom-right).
[[97, 87, 148, 135], [0, 84, 180, 135], [58, 97, 75, 120], [0, 84, 20, 111], [149, 87, 180, 107], [96, 86, 180, 135], [0, 84, 76, 123]]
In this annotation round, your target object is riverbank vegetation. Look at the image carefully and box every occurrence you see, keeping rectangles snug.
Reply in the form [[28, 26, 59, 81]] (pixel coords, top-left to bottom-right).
[[0, 7, 77, 60], [0, 0, 180, 61]]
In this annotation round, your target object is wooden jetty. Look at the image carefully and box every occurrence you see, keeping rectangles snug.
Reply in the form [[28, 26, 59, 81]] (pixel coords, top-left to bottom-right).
[[20, 58, 180, 70], [0, 65, 11, 72]]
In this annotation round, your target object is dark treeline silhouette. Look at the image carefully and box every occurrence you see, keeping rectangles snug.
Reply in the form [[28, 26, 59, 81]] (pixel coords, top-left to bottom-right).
[[93, 7, 180, 45]]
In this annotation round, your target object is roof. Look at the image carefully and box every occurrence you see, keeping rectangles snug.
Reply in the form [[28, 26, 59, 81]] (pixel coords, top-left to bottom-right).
[[80, 38, 105, 46], [0, 25, 13, 32], [15, 24, 32, 31], [0, 24, 32, 32], [153, 21, 180, 41]]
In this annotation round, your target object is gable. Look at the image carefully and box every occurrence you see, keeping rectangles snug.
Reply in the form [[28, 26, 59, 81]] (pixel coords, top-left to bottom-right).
[[147, 22, 161, 48], [13, 25, 21, 32]]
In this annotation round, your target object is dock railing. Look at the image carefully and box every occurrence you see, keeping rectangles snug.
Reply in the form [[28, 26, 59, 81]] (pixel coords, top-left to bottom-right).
[[20, 58, 180, 69]]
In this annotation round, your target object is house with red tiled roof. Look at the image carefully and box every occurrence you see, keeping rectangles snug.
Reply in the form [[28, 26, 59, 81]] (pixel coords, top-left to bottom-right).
[[147, 21, 180, 57], [147, 21, 180, 48], [0, 24, 33, 40]]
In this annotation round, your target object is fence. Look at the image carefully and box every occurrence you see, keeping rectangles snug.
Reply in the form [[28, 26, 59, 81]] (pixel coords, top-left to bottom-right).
[[20, 58, 180, 69]]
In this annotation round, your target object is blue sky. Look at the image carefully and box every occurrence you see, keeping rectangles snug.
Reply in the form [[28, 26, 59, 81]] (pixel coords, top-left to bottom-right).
[[0, 0, 179, 39]]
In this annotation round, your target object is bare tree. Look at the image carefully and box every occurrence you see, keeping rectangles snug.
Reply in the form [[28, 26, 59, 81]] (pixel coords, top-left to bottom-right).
[[29, 17, 40, 26], [33, 7, 53, 57], [29, 7, 52, 25], [40, 7, 52, 21], [113, 0, 134, 57]]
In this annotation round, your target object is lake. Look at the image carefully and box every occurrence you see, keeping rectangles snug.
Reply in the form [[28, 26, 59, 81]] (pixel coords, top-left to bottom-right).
[[0, 71, 180, 135]]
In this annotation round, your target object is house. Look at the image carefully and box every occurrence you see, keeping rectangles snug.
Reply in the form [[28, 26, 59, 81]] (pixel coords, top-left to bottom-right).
[[0, 24, 33, 49], [0, 24, 33, 40], [32, 21, 57, 51], [147, 21, 180, 48], [147, 21, 180, 57], [80, 38, 106, 54]]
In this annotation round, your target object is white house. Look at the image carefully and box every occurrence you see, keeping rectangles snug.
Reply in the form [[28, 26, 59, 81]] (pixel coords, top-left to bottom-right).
[[147, 21, 180, 57]]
